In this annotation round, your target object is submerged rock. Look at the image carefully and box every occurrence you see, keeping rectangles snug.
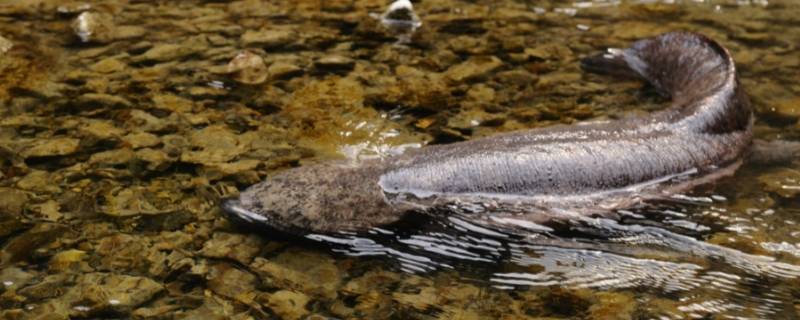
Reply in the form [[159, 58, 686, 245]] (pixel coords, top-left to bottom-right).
[[121, 131, 161, 149], [207, 263, 258, 303], [241, 28, 295, 48], [48, 249, 90, 272], [0, 35, 12, 54], [249, 249, 342, 299], [71, 11, 115, 43], [21, 137, 80, 158], [0, 187, 28, 216], [0, 223, 67, 264], [445, 56, 503, 83], [0, 267, 34, 291], [759, 168, 800, 198], [225, 50, 268, 84], [181, 125, 245, 164], [264, 290, 310, 320], [64, 273, 164, 317], [0, 204, 27, 239], [267, 61, 303, 80], [313, 55, 355, 74], [199, 232, 263, 265]]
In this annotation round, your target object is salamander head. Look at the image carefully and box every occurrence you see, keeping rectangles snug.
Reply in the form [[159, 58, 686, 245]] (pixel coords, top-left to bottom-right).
[[222, 161, 406, 234]]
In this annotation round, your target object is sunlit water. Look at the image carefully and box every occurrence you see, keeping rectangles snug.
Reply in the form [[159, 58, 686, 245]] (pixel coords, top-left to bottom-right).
[[1, 0, 800, 318]]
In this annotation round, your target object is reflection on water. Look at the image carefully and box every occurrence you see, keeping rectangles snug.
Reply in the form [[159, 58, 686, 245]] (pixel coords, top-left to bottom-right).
[[307, 188, 800, 318]]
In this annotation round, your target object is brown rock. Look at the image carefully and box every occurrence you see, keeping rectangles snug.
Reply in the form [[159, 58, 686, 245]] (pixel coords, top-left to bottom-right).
[[250, 249, 342, 299], [21, 138, 80, 158], [445, 56, 503, 83], [265, 290, 310, 320], [122, 131, 161, 149], [226, 50, 268, 84], [241, 28, 295, 48], [200, 232, 263, 265]]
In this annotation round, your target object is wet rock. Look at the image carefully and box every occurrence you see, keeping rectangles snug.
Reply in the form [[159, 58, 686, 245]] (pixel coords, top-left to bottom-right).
[[30, 199, 63, 222], [57, 2, 92, 15], [282, 77, 423, 156], [207, 263, 258, 304], [250, 249, 342, 299], [88, 148, 134, 167], [445, 56, 503, 83], [77, 93, 132, 108], [496, 69, 538, 87], [136, 36, 207, 62], [381, 68, 451, 109], [97, 186, 178, 217], [342, 270, 401, 295], [16, 170, 60, 194], [48, 249, 90, 272], [18, 274, 69, 301], [0, 35, 13, 54], [392, 285, 438, 310], [519, 43, 573, 61], [437, 306, 482, 320], [126, 109, 169, 132], [268, 61, 303, 80], [199, 232, 263, 265], [225, 50, 268, 84], [72, 11, 115, 43], [177, 295, 240, 319], [759, 168, 800, 198], [134, 148, 173, 172], [0, 187, 28, 216], [181, 125, 245, 164], [21, 137, 80, 158], [241, 28, 295, 48], [122, 131, 161, 149], [264, 290, 310, 320], [64, 273, 164, 317], [0, 223, 67, 264], [114, 25, 147, 41], [314, 55, 355, 74], [587, 292, 636, 320], [131, 301, 182, 319], [89, 57, 126, 74], [92, 233, 171, 276], [448, 36, 486, 54], [152, 94, 194, 113], [467, 83, 496, 103], [0, 267, 34, 291], [766, 97, 800, 122], [200, 159, 261, 182], [0, 195, 27, 238], [162, 134, 188, 157], [447, 108, 498, 129], [80, 119, 125, 141]]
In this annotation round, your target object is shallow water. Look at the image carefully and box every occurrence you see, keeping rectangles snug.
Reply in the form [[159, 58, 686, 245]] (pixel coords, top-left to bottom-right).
[[1, 0, 800, 319]]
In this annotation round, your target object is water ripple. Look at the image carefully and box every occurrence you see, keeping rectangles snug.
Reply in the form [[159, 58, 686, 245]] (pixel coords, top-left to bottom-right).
[[307, 202, 800, 317]]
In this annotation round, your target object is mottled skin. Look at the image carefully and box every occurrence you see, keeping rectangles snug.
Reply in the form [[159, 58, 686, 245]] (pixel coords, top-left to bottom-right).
[[224, 32, 753, 234]]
